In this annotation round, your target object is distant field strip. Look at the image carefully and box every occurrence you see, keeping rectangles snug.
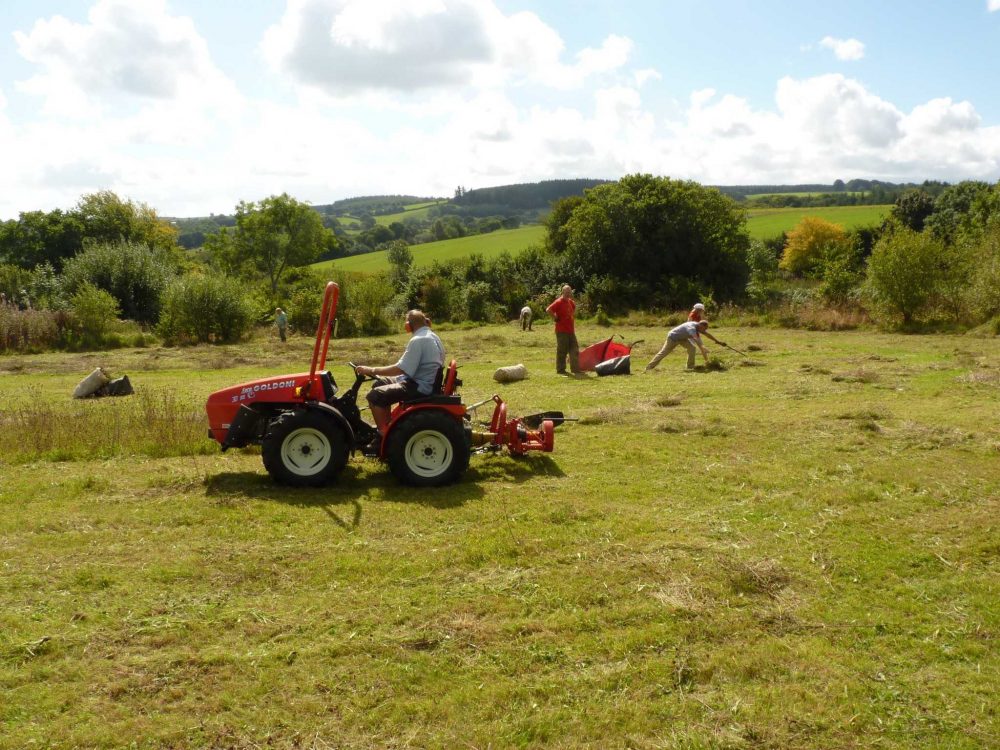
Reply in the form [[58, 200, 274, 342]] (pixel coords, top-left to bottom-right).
[[373, 201, 447, 226], [746, 204, 890, 238], [314, 224, 545, 274], [320, 208, 887, 272]]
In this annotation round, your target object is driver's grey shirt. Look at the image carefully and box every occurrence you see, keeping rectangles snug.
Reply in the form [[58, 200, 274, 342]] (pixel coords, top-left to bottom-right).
[[395, 326, 445, 395]]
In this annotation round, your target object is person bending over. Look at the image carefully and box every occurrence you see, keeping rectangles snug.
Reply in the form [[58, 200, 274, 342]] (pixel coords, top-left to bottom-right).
[[355, 310, 445, 434], [645, 320, 725, 371]]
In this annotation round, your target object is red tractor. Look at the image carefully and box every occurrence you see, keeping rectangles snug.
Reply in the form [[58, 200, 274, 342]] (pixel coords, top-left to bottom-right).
[[205, 282, 556, 487]]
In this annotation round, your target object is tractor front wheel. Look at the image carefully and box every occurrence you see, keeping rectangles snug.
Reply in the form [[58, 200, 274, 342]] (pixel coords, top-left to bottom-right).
[[386, 411, 470, 487], [262, 410, 349, 487]]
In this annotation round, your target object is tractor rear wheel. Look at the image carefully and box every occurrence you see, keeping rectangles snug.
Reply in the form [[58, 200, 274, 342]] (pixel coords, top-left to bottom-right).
[[386, 411, 470, 487], [262, 410, 349, 487]]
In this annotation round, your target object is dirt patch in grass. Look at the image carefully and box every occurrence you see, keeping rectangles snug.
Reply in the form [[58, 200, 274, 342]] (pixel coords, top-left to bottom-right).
[[831, 369, 879, 384], [580, 407, 636, 425], [721, 558, 792, 598], [654, 395, 683, 407], [898, 422, 977, 450], [959, 370, 1000, 386], [798, 364, 832, 375], [836, 407, 891, 421]]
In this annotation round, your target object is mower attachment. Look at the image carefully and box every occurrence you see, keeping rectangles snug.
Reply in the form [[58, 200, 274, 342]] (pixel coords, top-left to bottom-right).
[[469, 395, 555, 455]]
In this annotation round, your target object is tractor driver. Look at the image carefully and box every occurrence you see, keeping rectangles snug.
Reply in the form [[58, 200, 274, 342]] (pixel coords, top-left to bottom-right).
[[355, 309, 445, 436]]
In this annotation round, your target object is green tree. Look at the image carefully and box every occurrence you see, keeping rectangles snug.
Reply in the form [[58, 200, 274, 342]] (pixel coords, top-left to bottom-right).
[[385, 240, 413, 291], [74, 191, 179, 255], [864, 228, 942, 325], [0, 209, 84, 269], [924, 181, 991, 244], [890, 189, 935, 232], [209, 194, 337, 294], [543, 174, 749, 307]]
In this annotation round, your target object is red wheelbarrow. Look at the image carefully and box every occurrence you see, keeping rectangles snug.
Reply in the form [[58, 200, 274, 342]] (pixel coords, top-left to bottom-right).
[[578, 334, 644, 372]]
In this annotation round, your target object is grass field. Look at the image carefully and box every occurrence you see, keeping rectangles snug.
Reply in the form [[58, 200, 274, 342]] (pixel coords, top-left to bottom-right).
[[313, 224, 546, 274], [746, 205, 890, 239], [320, 209, 887, 275], [1, 323, 998, 748], [372, 201, 447, 226], [744, 192, 868, 200]]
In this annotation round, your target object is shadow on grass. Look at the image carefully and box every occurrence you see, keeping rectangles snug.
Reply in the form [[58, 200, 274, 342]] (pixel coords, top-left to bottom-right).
[[465, 452, 566, 483], [201, 459, 504, 523]]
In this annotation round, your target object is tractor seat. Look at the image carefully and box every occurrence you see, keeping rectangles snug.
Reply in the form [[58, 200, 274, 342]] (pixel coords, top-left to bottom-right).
[[319, 370, 337, 401], [399, 360, 461, 406]]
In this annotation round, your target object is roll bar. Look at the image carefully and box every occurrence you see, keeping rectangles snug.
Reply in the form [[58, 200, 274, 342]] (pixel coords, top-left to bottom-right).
[[307, 281, 340, 392]]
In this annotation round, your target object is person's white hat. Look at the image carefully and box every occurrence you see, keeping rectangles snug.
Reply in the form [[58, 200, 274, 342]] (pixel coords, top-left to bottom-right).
[[693, 303, 705, 310]]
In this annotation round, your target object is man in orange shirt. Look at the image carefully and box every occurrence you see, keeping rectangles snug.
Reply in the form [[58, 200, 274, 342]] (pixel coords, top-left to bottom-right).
[[546, 284, 582, 375]]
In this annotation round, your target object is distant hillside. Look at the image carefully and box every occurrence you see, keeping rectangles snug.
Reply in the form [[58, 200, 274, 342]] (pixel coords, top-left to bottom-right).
[[169, 177, 947, 249], [453, 179, 610, 209], [315, 195, 439, 217]]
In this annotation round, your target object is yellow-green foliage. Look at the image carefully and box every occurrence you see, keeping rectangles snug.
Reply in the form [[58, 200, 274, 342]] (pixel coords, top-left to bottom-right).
[[779, 216, 849, 274]]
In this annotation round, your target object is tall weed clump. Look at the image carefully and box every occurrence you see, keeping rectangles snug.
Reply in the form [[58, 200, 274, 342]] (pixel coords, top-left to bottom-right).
[[0, 306, 71, 352], [1, 387, 211, 462], [158, 273, 254, 344]]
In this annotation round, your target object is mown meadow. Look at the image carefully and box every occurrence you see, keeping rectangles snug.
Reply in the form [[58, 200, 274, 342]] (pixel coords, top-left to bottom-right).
[[1, 321, 997, 748]]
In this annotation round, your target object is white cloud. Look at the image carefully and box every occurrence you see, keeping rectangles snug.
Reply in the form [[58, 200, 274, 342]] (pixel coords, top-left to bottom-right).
[[819, 36, 865, 61], [260, 0, 632, 95], [3, 1, 1000, 227], [13, 0, 241, 119], [989, 0, 1000, 12]]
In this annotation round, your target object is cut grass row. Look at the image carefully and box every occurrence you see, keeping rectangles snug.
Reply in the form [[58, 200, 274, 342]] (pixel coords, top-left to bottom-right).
[[317, 207, 890, 274], [1, 325, 998, 748]]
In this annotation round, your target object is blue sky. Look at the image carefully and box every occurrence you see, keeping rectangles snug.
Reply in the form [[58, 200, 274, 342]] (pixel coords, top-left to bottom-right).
[[1, 0, 999, 218]]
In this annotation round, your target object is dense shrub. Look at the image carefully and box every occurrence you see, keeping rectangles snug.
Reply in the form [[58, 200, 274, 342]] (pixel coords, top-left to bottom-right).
[[158, 274, 254, 344], [62, 240, 176, 323], [780, 217, 849, 275], [966, 225, 1000, 322], [69, 282, 121, 348], [864, 228, 942, 325], [339, 273, 396, 336], [0, 264, 33, 305]]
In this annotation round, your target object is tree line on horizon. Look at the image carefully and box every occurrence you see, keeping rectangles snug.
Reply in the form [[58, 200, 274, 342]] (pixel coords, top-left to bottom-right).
[[1, 175, 999, 354]]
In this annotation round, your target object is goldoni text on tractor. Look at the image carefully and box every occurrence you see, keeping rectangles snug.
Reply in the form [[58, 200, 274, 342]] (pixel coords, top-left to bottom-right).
[[205, 282, 557, 487]]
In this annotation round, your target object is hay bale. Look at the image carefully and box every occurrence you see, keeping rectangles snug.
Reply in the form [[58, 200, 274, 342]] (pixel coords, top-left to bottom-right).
[[493, 363, 528, 383], [73, 367, 110, 398]]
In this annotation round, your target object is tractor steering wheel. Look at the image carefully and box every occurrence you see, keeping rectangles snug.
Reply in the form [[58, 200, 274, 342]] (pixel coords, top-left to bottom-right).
[[348, 361, 373, 380]]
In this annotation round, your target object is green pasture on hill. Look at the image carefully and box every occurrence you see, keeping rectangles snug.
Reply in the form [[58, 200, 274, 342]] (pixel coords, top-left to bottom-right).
[[323, 209, 887, 274], [1, 324, 997, 748], [372, 200, 447, 226], [745, 191, 868, 199], [746, 204, 890, 239], [314, 224, 546, 273]]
